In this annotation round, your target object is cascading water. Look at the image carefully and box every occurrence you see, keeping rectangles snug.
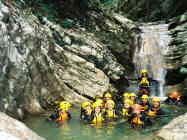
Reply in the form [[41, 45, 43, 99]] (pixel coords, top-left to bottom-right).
[[133, 23, 171, 97]]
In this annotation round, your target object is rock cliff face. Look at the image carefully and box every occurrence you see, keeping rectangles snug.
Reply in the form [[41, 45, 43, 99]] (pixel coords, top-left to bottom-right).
[[164, 13, 187, 94], [121, 0, 187, 21], [0, 1, 138, 118]]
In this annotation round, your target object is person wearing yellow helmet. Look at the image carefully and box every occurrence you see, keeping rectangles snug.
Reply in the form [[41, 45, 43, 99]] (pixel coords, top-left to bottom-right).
[[59, 101, 71, 111], [129, 104, 146, 128], [123, 93, 130, 100], [121, 99, 132, 119], [138, 69, 153, 96], [104, 93, 112, 101], [147, 97, 164, 117], [139, 95, 150, 111], [80, 101, 93, 123], [129, 93, 137, 105], [48, 101, 71, 123], [91, 102, 104, 124], [104, 100, 117, 121]]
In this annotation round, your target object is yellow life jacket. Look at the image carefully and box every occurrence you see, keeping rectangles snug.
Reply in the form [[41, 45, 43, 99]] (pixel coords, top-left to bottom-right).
[[56, 112, 69, 123], [147, 107, 160, 117], [92, 113, 104, 124], [132, 116, 144, 125], [122, 108, 130, 117], [140, 77, 150, 87], [142, 104, 149, 111], [147, 111, 156, 117], [130, 100, 136, 105], [106, 110, 116, 118]]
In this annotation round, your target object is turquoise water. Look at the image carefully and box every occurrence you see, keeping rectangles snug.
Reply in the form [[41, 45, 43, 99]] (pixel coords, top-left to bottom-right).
[[24, 105, 187, 140]]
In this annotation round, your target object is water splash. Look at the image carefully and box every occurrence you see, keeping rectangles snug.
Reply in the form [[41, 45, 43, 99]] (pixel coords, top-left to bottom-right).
[[133, 23, 171, 97]]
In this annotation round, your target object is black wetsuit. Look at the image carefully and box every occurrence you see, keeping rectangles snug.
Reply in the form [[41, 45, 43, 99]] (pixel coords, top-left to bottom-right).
[[48, 110, 71, 122], [165, 97, 182, 105], [139, 101, 150, 112], [80, 108, 93, 123]]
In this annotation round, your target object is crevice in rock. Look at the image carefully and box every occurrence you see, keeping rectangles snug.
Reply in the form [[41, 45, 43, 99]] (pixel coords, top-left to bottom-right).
[[63, 82, 95, 101]]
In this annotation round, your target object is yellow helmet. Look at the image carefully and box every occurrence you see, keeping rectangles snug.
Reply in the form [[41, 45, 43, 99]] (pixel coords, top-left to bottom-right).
[[59, 101, 71, 111], [141, 69, 148, 73], [141, 94, 149, 99], [96, 98, 103, 104], [152, 97, 160, 102], [124, 99, 132, 105], [130, 93, 136, 97], [104, 93, 112, 98], [81, 101, 91, 109], [106, 100, 115, 106], [123, 93, 129, 97], [92, 102, 101, 108]]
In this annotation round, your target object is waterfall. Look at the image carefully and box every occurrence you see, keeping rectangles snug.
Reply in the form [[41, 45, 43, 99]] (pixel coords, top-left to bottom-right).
[[133, 23, 171, 97]]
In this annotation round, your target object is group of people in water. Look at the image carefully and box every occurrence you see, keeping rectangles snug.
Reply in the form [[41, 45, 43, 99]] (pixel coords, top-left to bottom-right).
[[48, 69, 183, 128]]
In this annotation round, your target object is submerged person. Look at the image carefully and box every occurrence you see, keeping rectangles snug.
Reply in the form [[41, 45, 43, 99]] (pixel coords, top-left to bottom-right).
[[48, 101, 71, 123], [139, 95, 150, 112], [80, 101, 93, 123], [129, 104, 146, 128], [147, 97, 164, 117], [129, 93, 137, 105], [121, 99, 132, 119], [104, 100, 117, 121], [165, 91, 182, 105], [91, 102, 105, 124]]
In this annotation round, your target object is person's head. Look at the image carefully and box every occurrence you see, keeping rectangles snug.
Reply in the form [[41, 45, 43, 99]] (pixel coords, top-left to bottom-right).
[[95, 106, 101, 113], [141, 95, 149, 104], [152, 97, 160, 108], [169, 91, 181, 100], [141, 69, 148, 77], [106, 100, 115, 110], [85, 105, 92, 111], [82, 101, 92, 111], [59, 101, 71, 112], [124, 99, 131, 109], [123, 93, 130, 100], [130, 93, 136, 101], [104, 93, 112, 101], [93, 102, 102, 113]]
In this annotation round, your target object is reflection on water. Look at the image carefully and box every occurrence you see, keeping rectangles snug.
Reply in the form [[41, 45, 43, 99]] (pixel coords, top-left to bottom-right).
[[24, 106, 187, 140]]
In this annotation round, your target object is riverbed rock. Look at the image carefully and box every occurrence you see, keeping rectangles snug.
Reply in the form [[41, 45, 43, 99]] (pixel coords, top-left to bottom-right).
[[0, 112, 45, 140], [153, 113, 187, 140]]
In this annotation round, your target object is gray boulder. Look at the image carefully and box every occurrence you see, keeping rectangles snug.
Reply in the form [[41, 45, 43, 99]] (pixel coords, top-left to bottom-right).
[[0, 112, 45, 140], [154, 113, 187, 140]]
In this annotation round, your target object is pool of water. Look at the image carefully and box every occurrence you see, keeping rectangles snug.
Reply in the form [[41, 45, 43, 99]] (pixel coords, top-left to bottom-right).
[[24, 105, 187, 140]]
